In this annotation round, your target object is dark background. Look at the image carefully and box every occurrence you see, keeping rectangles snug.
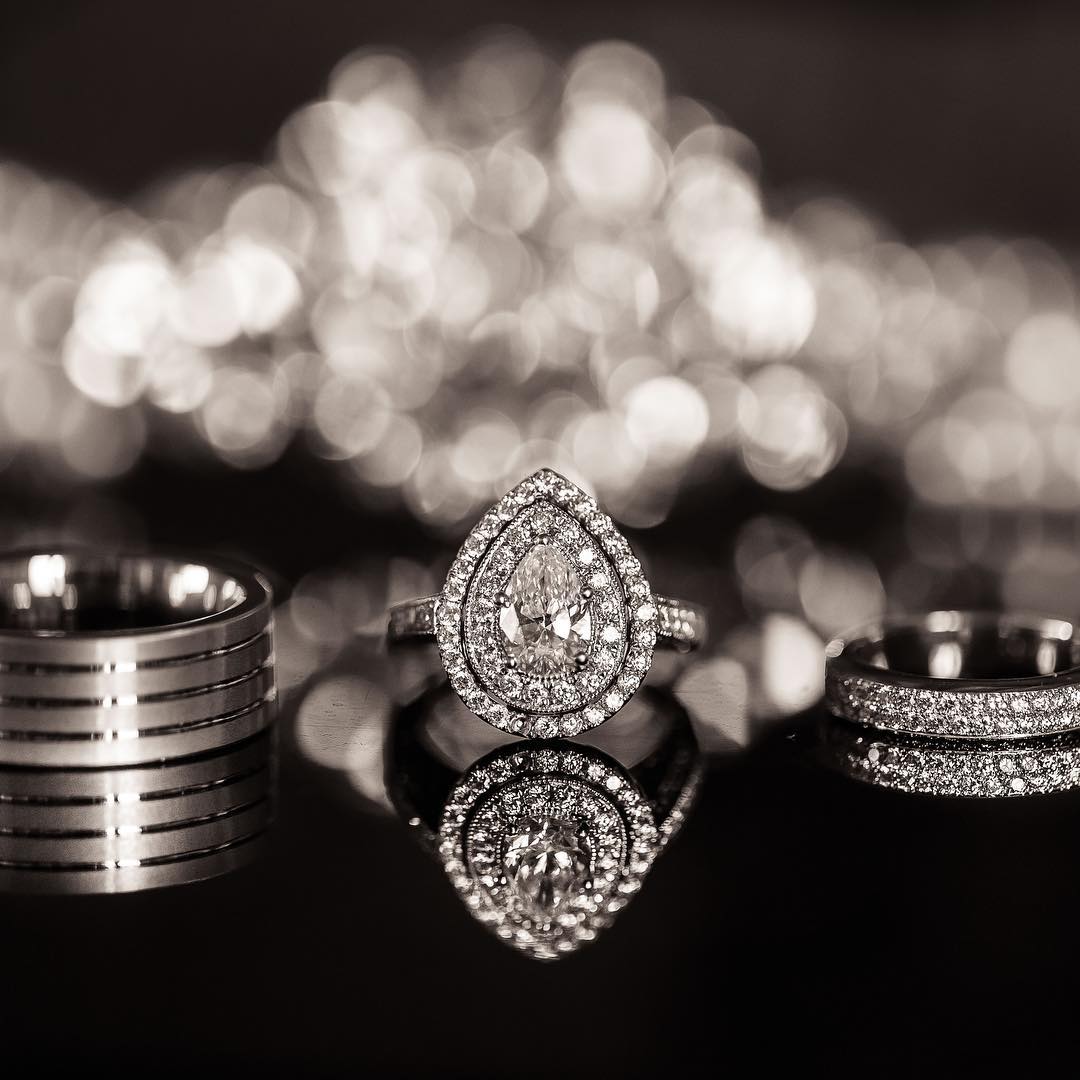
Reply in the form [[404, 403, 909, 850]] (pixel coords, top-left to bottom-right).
[[2, 3, 1080, 1076], [4, 1, 1080, 244]]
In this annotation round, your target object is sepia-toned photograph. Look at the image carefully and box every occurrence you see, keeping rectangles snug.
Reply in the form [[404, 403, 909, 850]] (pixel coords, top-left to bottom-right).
[[1, 2, 1079, 1075]]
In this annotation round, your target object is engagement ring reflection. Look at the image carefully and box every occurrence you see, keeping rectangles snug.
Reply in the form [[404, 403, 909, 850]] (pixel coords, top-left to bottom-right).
[[387, 469, 706, 738], [389, 686, 702, 959]]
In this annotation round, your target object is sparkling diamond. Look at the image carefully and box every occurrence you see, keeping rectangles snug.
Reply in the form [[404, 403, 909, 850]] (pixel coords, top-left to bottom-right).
[[503, 816, 592, 917], [499, 544, 592, 675], [561, 715, 583, 736]]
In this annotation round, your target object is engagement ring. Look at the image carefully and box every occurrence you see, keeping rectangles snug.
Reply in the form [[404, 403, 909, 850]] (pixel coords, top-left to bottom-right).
[[388, 469, 705, 738]]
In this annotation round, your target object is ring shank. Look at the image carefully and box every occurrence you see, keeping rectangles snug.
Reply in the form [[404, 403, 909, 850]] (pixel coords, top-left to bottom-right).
[[0, 551, 273, 665], [826, 611, 1080, 739], [388, 593, 705, 651]]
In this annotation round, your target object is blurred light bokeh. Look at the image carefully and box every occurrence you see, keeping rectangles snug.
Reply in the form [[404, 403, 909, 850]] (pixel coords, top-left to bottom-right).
[[5, 29, 1078, 530]]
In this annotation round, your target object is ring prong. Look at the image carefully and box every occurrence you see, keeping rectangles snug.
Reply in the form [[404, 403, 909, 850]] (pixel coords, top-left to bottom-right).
[[581, 587, 593, 600], [496, 591, 511, 608], [574, 653, 588, 669]]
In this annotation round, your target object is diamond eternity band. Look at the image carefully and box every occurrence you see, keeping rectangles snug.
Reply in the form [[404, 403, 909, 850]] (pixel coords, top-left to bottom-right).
[[825, 611, 1080, 739]]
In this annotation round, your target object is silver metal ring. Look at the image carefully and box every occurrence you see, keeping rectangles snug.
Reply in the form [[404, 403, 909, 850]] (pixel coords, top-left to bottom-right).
[[386, 469, 706, 739], [820, 720, 1080, 798], [0, 550, 276, 764], [0, 629, 272, 699], [826, 611, 1080, 738], [0, 697, 276, 766], [0, 731, 272, 799], [0, 832, 268, 894], [0, 550, 273, 666], [0, 799, 270, 863], [0, 664, 274, 734], [0, 765, 271, 831]]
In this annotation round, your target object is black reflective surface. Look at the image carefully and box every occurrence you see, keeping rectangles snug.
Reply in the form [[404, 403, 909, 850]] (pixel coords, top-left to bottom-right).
[[0, 435, 1075, 1078], [4, 618, 1080, 1074]]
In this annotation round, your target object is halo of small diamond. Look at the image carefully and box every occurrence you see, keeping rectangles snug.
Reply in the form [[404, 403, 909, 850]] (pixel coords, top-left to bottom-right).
[[437, 743, 660, 959], [435, 469, 658, 737]]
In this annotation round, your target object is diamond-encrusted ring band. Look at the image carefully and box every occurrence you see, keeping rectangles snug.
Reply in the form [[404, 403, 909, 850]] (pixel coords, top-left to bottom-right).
[[387, 469, 706, 739], [826, 611, 1080, 739], [820, 718, 1080, 798]]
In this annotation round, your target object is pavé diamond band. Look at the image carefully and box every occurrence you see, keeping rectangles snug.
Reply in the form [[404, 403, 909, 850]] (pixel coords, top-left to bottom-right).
[[826, 611, 1080, 739], [820, 718, 1080, 798], [387, 469, 706, 738]]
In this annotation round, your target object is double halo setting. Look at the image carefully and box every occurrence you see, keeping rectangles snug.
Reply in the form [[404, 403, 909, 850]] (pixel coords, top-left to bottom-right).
[[389, 469, 704, 737]]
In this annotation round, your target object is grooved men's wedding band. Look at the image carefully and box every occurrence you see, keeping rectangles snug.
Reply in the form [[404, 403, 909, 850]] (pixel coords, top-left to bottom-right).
[[826, 611, 1080, 738], [387, 469, 706, 738], [0, 838, 269, 895], [0, 631, 272, 698], [0, 731, 275, 895], [0, 801, 270, 863], [0, 699, 276, 767], [0, 768, 270, 830], [0, 551, 272, 665], [0, 551, 275, 765]]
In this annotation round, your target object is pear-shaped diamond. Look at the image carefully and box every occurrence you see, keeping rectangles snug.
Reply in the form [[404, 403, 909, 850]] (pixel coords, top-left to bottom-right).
[[447, 745, 659, 959], [503, 815, 592, 917], [441, 468, 657, 735], [498, 544, 592, 676]]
